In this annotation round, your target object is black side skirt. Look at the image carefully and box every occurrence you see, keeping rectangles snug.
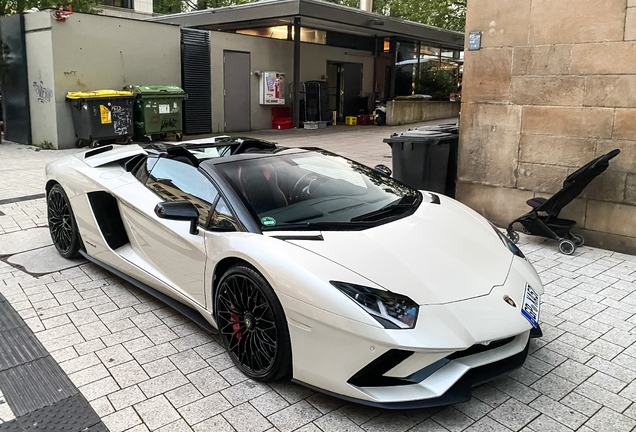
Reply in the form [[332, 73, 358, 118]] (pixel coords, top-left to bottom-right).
[[293, 339, 531, 410], [79, 250, 218, 335]]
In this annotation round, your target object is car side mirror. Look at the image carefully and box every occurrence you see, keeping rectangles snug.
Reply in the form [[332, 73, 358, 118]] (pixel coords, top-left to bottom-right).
[[154, 201, 199, 235], [374, 164, 392, 177]]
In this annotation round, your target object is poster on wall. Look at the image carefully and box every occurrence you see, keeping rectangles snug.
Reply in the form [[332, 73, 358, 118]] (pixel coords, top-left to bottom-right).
[[260, 72, 285, 105]]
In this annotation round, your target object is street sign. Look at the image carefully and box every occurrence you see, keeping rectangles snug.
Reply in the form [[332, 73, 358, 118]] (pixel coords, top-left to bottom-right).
[[468, 31, 482, 50]]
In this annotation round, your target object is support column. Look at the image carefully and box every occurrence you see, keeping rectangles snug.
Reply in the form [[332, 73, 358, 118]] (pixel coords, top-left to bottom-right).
[[292, 17, 301, 128]]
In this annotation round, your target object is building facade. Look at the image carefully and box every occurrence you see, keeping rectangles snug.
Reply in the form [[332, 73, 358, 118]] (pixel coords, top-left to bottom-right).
[[458, 0, 636, 253]]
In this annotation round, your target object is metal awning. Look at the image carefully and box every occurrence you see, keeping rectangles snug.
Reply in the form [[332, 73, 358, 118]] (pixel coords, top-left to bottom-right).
[[149, 0, 465, 50]]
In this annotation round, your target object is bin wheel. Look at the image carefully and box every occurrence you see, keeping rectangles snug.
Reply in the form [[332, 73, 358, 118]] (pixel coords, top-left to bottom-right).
[[507, 230, 519, 244], [176, 133, 183, 142], [90, 141, 100, 149], [159, 133, 167, 140], [558, 239, 576, 255], [125, 137, 134, 144], [570, 233, 584, 247]]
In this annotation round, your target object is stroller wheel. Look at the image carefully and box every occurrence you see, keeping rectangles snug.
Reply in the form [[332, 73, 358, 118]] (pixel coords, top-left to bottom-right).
[[558, 239, 576, 255], [570, 233, 584, 247], [508, 230, 519, 244]]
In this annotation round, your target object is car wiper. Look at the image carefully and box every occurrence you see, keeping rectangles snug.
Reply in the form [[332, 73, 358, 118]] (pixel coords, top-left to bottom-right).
[[350, 195, 420, 222]]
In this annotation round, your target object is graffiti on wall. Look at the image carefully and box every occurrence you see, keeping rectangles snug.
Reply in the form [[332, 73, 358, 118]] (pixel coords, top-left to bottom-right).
[[32, 81, 53, 104], [111, 105, 133, 135]]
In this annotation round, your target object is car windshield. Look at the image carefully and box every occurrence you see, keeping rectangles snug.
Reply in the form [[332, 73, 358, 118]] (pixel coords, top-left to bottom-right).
[[216, 150, 421, 230]]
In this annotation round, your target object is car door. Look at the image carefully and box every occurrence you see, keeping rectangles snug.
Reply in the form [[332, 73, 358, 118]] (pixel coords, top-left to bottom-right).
[[117, 157, 219, 307]]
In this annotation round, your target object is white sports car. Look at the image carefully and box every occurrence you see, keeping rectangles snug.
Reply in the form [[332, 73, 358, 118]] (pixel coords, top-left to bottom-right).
[[45, 137, 543, 408]]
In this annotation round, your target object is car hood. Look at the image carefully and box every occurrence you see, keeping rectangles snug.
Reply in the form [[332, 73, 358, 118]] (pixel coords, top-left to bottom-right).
[[286, 196, 513, 305]]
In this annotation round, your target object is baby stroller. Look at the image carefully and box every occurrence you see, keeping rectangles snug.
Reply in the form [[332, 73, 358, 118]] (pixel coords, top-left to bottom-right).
[[507, 149, 620, 255]]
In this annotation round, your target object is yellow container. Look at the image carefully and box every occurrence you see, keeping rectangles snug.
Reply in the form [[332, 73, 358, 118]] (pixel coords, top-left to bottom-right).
[[345, 116, 357, 125], [66, 90, 133, 99]]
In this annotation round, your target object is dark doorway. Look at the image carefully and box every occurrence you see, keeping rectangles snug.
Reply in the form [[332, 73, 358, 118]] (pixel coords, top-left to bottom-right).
[[181, 28, 212, 135], [223, 51, 250, 132], [0, 14, 32, 145], [326, 61, 364, 122]]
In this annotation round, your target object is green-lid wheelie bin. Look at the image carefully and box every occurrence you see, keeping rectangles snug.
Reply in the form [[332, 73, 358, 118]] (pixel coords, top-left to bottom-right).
[[124, 85, 186, 141]]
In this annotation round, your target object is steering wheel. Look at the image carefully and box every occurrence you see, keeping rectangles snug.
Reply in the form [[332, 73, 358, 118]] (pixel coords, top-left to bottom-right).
[[292, 172, 321, 200]]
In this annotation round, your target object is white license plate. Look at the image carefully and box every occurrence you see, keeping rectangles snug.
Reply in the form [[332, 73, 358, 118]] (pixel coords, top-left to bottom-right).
[[521, 283, 540, 328]]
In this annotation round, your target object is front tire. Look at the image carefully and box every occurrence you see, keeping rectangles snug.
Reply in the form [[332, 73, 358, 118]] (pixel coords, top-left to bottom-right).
[[215, 265, 292, 381], [47, 184, 82, 259]]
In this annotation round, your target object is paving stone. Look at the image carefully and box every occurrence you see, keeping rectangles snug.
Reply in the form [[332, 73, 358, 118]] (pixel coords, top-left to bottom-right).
[[187, 367, 230, 395], [96, 344, 134, 367], [250, 391, 290, 417], [222, 402, 272, 432], [123, 336, 154, 354], [110, 360, 150, 388], [143, 358, 175, 378], [169, 350, 209, 375], [305, 392, 346, 415], [108, 385, 146, 410], [134, 395, 181, 431], [584, 407, 636, 432], [192, 415, 234, 432], [313, 411, 363, 432], [488, 398, 540, 431], [8, 245, 86, 274], [69, 363, 110, 387], [576, 381, 631, 411], [221, 379, 270, 406], [473, 385, 511, 408], [462, 416, 510, 432], [529, 396, 587, 430], [586, 371, 627, 393], [139, 369, 188, 398], [584, 339, 624, 361], [219, 366, 249, 385], [526, 414, 573, 432], [134, 342, 179, 364], [79, 376, 121, 401], [102, 406, 142, 432], [89, 396, 115, 417], [431, 406, 474, 432], [267, 401, 322, 432], [560, 392, 602, 417], [0, 228, 52, 255], [530, 372, 577, 400], [165, 384, 204, 409], [269, 382, 314, 404], [179, 393, 232, 425], [358, 411, 414, 432]]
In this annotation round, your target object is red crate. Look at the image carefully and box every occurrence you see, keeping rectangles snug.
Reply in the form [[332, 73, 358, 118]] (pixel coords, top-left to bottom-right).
[[273, 117, 293, 130], [357, 114, 373, 125]]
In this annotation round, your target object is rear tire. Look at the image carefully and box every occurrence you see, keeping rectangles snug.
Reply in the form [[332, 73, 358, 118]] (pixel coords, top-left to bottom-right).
[[47, 184, 81, 259], [215, 265, 292, 382], [558, 239, 576, 255]]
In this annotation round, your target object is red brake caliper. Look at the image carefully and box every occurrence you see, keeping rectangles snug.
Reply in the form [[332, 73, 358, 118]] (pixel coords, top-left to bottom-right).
[[231, 306, 242, 341]]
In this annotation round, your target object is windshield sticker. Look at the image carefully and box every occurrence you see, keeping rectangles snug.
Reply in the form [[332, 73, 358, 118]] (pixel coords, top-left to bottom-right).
[[261, 217, 276, 227]]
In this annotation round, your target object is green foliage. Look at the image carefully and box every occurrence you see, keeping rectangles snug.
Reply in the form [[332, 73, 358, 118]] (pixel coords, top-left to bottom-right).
[[414, 62, 457, 100], [0, 0, 102, 16], [151, 0, 466, 32], [327, 0, 466, 32]]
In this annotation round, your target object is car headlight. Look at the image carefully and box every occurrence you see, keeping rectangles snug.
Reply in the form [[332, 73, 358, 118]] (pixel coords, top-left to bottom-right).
[[489, 222, 525, 259], [330, 281, 418, 329]]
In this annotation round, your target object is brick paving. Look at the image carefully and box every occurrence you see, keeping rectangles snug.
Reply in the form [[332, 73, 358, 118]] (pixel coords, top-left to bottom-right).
[[1, 122, 636, 431]]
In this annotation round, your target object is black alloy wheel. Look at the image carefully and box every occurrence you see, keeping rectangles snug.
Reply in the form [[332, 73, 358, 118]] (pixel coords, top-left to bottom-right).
[[215, 265, 292, 381], [47, 184, 81, 259]]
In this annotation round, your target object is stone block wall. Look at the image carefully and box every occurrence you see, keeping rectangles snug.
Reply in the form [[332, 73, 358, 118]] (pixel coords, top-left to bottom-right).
[[458, 0, 636, 254]]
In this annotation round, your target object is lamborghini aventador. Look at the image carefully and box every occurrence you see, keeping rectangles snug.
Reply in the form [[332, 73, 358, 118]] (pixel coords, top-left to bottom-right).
[[45, 137, 543, 408]]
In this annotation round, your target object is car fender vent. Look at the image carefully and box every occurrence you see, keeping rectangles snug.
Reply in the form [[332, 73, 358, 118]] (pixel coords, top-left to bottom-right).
[[84, 145, 113, 159], [87, 191, 130, 250]]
